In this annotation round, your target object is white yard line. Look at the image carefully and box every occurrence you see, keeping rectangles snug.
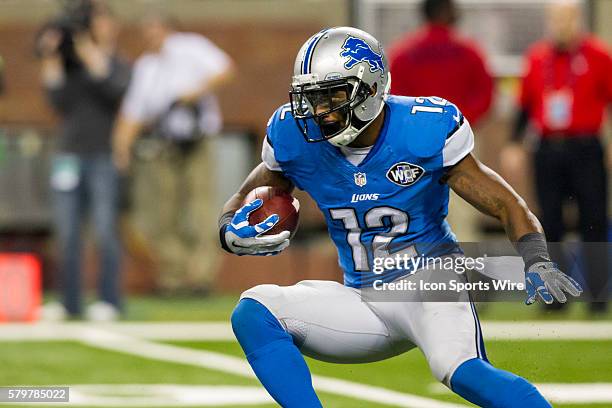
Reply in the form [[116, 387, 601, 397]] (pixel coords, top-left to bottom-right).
[[535, 383, 612, 404], [429, 382, 612, 404], [311, 376, 466, 408], [0, 385, 274, 406], [0, 322, 234, 341], [483, 321, 612, 340], [71, 384, 274, 406], [77, 327, 467, 408], [2, 321, 612, 341], [2, 321, 611, 406]]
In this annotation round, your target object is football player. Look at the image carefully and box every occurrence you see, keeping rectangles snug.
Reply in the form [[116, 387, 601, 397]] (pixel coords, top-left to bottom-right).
[[219, 27, 581, 407]]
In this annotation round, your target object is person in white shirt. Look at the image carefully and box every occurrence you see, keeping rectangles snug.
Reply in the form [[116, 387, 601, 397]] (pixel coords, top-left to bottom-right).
[[113, 12, 234, 292]]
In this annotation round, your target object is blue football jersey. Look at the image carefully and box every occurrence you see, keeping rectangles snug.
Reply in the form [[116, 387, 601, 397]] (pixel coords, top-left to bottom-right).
[[263, 95, 474, 288]]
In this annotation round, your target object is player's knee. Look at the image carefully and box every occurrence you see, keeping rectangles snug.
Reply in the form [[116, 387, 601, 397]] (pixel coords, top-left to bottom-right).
[[230, 296, 268, 335], [233, 284, 283, 334], [230, 299, 250, 335], [231, 296, 288, 356], [234, 284, 285, 338], [240, 284, 282, 308]]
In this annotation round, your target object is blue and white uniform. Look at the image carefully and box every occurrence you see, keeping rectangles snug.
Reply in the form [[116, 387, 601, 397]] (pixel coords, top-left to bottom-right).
[[264, 95, 473, 287], [233, 26, 552, 407], [242, 95, 486, 386]]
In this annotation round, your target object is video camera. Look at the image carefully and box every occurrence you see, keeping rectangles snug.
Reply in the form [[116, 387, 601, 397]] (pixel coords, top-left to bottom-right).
[[35, 0, 96, 70]]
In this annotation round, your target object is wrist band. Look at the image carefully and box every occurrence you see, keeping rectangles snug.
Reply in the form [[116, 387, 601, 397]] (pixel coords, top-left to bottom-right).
[[515, 232, 551, 270], [218, 211, 235, 229], [218, 211, 235, 253]]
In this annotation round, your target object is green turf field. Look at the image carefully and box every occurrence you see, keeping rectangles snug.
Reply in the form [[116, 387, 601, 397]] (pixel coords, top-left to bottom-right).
[[122, 295, 612, 322], [171, 340, 612, 408], [1, 295, 609, 407]]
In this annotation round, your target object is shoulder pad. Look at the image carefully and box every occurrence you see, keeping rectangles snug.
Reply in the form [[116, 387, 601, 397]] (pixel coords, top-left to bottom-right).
[[266, 103, 294, 147], [387, 96, 464, 158], [265, 103, 307, 164]]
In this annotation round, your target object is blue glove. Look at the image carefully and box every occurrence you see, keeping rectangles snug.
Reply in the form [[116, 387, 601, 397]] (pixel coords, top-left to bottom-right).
[[223, 199, 290, 256], [525, 262, 583, 305]]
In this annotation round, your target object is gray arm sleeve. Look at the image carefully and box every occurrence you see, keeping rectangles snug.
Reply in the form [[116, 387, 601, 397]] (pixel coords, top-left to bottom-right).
[[514, 232, 551, 270]]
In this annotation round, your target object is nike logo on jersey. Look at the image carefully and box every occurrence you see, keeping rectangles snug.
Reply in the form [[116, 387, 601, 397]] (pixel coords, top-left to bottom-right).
[[351, 193, 380, 203], [386, 162, 425, 187]]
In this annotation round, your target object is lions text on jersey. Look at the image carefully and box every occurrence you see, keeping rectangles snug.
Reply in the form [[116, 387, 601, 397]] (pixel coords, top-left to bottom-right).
[[262, 95, 474, 287]]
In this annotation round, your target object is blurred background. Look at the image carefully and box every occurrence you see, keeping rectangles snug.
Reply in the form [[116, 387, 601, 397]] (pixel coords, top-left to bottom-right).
[[0, 1, 611, 407], [0, 0, 610, 317]]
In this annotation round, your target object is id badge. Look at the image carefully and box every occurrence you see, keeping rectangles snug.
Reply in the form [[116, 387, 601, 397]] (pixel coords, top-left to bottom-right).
[[543, 89, 573, 130], [51, 155, 81, 192]]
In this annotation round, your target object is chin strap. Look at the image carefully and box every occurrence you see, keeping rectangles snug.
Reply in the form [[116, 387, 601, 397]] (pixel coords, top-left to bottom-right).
[[328, 126, 361, 146], [382, 72, 391, 101], [328, 69, 389, 147], [328, 102, 385, 147]]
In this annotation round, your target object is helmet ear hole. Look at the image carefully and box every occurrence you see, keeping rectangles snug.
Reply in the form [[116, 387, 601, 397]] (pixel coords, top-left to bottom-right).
[[370, 82, 377, 97], [354, 81, 372, 103]]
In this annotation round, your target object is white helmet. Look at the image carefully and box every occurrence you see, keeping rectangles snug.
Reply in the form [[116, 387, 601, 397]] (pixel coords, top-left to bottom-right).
[[289, 26, 391, 146]]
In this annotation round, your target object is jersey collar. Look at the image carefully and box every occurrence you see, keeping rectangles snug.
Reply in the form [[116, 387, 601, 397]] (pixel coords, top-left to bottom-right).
[[324, 103, 391, 170]]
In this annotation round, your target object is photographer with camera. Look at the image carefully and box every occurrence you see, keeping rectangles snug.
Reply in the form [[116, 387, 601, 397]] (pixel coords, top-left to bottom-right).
[[38, 0, 131, 321], [113, 12, 234, 293]]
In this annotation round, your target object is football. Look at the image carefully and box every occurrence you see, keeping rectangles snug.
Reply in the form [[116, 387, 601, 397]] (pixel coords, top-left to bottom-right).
[[243, 186, 300, 238]]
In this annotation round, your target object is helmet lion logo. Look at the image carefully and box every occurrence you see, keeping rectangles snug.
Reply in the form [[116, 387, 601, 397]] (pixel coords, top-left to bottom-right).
[[340, 36, 384, 73]]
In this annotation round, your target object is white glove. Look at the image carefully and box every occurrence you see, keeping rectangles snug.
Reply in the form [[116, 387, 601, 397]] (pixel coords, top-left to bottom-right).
[[222, 199, 290, 256]]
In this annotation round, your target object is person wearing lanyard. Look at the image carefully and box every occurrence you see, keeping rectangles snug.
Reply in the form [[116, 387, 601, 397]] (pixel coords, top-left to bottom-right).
[[502, 0, 612, 314]]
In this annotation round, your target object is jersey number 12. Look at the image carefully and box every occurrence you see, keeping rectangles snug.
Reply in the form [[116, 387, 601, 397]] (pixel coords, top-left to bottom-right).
[[330, 206, 417, 273]]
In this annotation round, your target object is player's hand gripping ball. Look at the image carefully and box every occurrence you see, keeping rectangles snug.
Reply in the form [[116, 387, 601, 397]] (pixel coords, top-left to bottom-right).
[[243, 186, 300, 238], [224, 187, 299, 256]]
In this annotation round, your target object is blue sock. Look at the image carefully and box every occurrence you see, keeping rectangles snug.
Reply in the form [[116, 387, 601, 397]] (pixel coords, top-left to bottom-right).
[[450, 358, 551, 408], [231, 298, 322, 407]]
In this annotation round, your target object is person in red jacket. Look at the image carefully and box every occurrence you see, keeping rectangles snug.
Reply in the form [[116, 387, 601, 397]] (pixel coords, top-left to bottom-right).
[[388, 0, 493, 126], [502, 0, 611, 313], [389, 0, 493, 243]]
